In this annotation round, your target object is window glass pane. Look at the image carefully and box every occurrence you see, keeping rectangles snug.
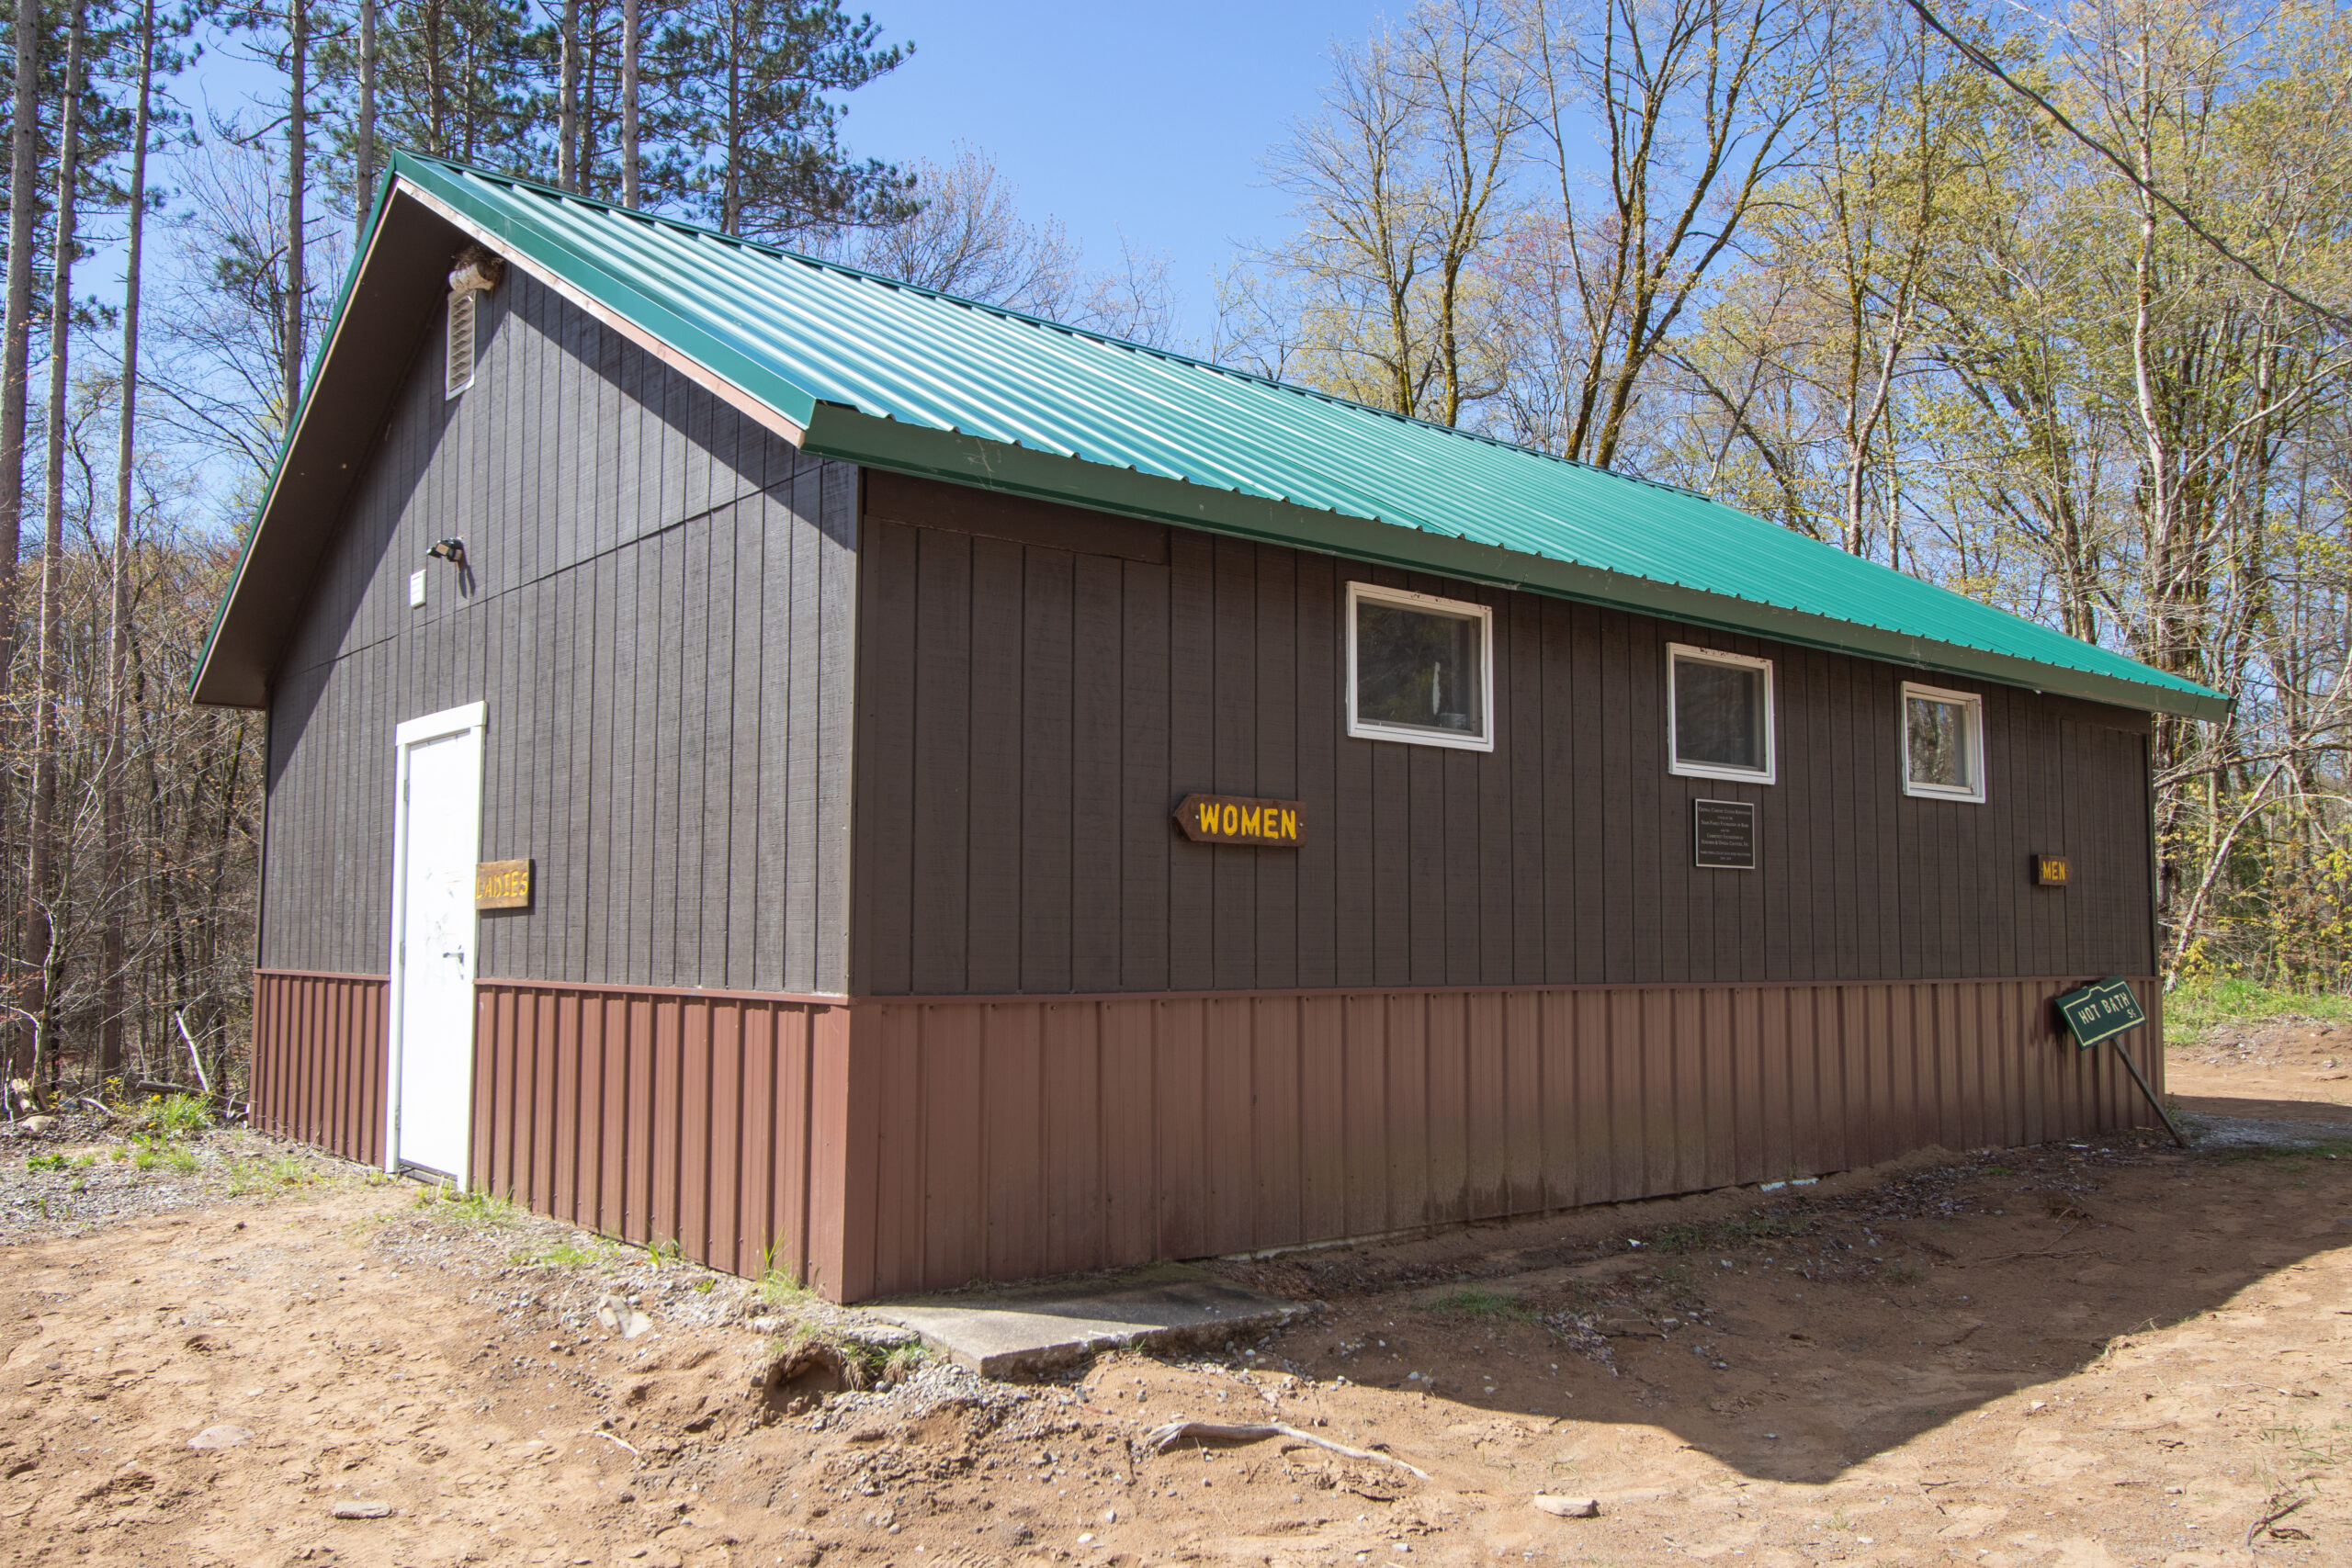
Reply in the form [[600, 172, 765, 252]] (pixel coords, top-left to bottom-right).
[[1907, 695, 1973, 789], [1674, 657, 1763, 771], [1355, 599, 1484, 737]]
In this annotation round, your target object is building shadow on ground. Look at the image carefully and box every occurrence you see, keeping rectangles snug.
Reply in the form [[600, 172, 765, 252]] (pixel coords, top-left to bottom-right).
[[1238, 1128, 2352, 1485]]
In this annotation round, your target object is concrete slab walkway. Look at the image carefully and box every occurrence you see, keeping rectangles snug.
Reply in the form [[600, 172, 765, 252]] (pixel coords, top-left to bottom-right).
[[866, 1265, 1310, 1379]]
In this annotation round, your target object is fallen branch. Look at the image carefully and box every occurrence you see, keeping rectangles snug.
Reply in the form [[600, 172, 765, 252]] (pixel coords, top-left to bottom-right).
[[175, 1011, 210, 1098], [2246, 1493, 2308, 1554], [588, 1428, 640, 1459], [1143, 1420, 1430, 1479], [80, 1096, 118, 1121]]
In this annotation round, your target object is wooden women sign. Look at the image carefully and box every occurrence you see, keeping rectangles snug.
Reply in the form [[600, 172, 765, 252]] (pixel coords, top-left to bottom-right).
[[1175, 795, 1304, 847]]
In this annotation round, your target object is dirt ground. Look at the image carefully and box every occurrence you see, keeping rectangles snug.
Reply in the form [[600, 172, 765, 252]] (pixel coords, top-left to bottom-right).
[[4, 1026, 2352, 1568]]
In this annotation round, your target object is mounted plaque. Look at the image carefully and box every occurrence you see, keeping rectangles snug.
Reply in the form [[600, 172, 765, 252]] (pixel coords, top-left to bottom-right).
[[2054, 977, 2145, 1050], [475, 858, 533, 910], [1175, 794, 1304, 847], [1692, 799, 1757, 870], [2035, 853, 2071, 887]]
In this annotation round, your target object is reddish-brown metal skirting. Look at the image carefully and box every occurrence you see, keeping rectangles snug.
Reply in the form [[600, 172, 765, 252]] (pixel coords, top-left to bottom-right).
[[255, 972, 2156, 1303], [835, 976, 2160, 1300], [469, 981, 854, 1291], [251, 969, 390, 1166]]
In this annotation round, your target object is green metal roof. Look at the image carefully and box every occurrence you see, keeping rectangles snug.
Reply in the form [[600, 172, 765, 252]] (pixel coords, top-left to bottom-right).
[[194, 152, 2227, 720]]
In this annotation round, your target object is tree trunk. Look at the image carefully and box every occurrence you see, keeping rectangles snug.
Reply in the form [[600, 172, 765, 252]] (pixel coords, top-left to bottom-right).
[[355, 0, 376, 240], [621, 0, 639, 207], [26, 0, 84, 1101], [560, 0, 580, 190], [286, 0, 307, 421], [103, 0, 155, 1082], [0, 0, 43, 1077], [722, 1, 741, 235]]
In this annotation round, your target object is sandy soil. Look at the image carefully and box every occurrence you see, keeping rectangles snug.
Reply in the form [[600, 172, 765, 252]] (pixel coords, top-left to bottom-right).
[[2165, 1016, 2352, 1125], [3, 1036, 2350, 1568]]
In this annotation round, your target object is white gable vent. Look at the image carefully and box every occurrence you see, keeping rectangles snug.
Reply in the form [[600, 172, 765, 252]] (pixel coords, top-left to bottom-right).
[[444, 246, 504, 400]]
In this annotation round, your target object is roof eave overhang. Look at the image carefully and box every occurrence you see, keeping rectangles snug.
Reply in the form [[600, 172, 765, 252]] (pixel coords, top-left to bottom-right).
[[804, 405, 2233, 725]]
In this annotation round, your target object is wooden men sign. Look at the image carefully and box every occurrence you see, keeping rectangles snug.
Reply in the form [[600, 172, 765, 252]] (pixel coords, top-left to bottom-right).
[[1176, 794, 1304, 847]]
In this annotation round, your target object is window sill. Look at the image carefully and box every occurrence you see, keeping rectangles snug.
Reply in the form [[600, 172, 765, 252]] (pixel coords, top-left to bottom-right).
[[1347, 720, 1496, 753], [1669, 759, 1775, 785], [1903, 781, 1987, 804]]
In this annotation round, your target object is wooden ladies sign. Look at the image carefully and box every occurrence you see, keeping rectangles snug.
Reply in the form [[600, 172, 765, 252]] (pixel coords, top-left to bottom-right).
[[1175, 794, 1304, 846]]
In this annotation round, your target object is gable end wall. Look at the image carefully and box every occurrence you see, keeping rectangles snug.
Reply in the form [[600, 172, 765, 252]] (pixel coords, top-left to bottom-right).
[[259, 268, 856, 995]]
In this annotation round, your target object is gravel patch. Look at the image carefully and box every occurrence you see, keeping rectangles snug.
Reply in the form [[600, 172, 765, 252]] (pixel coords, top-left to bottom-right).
[[0, 1118, 355, 1244]]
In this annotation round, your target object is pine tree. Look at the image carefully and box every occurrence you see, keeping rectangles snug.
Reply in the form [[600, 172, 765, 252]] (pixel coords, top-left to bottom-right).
[[661, 0, 912, 241]]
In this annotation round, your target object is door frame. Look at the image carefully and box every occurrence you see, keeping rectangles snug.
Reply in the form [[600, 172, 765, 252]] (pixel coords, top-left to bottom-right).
[[384, 699, 487, 1184]]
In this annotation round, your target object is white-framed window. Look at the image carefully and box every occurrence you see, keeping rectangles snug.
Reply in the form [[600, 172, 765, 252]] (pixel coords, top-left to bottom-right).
[[1668, 643, 1775, 784], [1344, 581, 1495, 751], [445, 288, 478, 399], [1901, 681, 1986, 802]]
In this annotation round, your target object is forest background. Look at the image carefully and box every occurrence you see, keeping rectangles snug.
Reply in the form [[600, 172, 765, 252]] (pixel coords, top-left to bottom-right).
[[0, 0, 2341, 1106]]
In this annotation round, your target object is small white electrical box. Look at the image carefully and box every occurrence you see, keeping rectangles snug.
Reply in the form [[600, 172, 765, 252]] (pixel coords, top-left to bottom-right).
[[409, 569, 426, 608]]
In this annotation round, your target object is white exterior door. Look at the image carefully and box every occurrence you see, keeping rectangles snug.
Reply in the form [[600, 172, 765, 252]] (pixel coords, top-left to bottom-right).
[[388, 702, 485, 1181]]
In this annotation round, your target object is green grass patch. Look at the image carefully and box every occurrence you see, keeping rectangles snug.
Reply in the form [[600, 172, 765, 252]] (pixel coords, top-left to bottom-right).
[[412, 1184, 523, 1226], [131, 1138, 198, 1174], [768, 1321, 928, 1388], [2165, 977, 2352, 1042], [225, 1154, 315, 1195], [129, 1092, 214, 1138], [25, 1152, 66, 1172], [526, 1237, 605, 1269], [1650, 1213, 1814, 1254], [1423, 1285, 1536, 1322]]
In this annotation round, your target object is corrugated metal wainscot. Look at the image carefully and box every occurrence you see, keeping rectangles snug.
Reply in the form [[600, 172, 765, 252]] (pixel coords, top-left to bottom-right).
[[469, 981, 857, 1290], [250, 970, 390, 1166], [829, 976, 2159, 1300]]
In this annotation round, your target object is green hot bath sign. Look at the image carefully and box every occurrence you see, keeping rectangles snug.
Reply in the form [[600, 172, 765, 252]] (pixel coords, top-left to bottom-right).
[[2052, 976, 2183, 1147], [2054, 977, 2147, 1050]]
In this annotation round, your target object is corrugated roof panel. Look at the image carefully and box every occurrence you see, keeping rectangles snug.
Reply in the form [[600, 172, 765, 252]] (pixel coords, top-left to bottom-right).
[[206, 152, 2227, 718]]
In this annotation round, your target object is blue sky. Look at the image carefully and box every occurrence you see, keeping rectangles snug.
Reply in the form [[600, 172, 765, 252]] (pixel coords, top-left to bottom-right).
[[842, 1, 1395, 343]]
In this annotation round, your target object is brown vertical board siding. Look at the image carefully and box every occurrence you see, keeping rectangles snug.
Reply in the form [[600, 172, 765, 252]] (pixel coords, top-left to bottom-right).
[[1021, 549, 1077, 993], [1295, 563, 1340, 987], [1120, 562, 1173, 992], [1070, 557, 1125, 993], [1211, 542, 1260, 990], [967, 540, 1027, 993], [260, 269, 853, 994]]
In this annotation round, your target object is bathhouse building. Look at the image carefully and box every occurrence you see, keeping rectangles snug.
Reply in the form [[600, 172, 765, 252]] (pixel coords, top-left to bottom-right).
[[195, 154, 2222, 1300]]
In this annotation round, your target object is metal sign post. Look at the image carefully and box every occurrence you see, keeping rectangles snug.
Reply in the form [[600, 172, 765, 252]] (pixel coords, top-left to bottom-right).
[[2054, 978, 2188, 1147]]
